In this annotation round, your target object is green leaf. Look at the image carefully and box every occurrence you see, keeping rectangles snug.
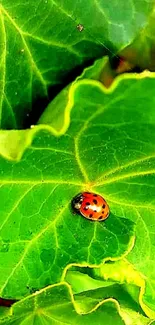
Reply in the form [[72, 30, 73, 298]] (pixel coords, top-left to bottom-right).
[[0, 0, 154, 128], [0, 283, 127, 325], [0, 308, 10, 320], [65, 267, 153, 324], [74, 284, 152, 325], [0, 71, 155, 312], [0, 169, 134, 299], [65, 269, 115, 294], [68, 259, 154, 318], [38, 56, 109, 131], [119, 8, 155, 72], [0, 77, 138, 299]]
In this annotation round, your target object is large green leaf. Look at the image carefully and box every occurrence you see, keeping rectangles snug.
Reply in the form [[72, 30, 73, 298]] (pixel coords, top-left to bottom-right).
[[0, 0, 154, 128], [0, 137, 134, 299], [0, 72, 155, 312]]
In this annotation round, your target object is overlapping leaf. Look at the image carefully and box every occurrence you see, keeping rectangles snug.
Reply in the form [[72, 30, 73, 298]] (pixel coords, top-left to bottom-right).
[[0, 0, 154, 128], [0, 283, 130, 325], [119, 8, 155, 72], [0, 272, 152, 324], [38, 56, 109, 131], [74, 284, 152, 325], [65, 259, 155, 318]]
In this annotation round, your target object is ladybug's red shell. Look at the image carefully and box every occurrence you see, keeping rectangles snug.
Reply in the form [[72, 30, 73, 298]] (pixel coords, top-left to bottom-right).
[[71, 192, 109, 221]]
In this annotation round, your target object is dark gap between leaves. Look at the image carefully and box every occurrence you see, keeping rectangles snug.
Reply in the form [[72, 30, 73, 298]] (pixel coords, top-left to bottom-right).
[[0, 297, 17, 308]]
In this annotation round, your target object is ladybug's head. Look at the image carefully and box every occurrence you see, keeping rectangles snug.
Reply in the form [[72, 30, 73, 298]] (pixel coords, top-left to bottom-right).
[[71, 193, 83, 212]]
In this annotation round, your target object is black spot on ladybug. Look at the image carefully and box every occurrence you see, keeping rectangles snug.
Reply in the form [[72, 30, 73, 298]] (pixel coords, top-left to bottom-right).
[[99, 216, 103, 220], [89, 214, 93, 218], [93, 194, 98, 197], [84, 207, 89, 211], [93, 199, 97, 204], [86, 202, 90, 206], [102, 204, 105, 208], [102, 210, 105, 214], [94, 210, 97, 213]]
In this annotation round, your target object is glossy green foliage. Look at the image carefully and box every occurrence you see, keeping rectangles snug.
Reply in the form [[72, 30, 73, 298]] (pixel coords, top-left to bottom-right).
[[0, 1, 155, 324], [0, 78, 139, 299], [0, 70, 155, 323], [0, 0, 153, 128]]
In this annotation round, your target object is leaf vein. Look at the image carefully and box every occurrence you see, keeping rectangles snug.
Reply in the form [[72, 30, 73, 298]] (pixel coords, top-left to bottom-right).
[[1, 5, 48, 95], [96, 154, 155, 183], [0, 203, 69, 295], [96, 170, 155, 186], [0, 12, 6, 126], [30, 146, 74, 155], [0, 185, 36, 232]]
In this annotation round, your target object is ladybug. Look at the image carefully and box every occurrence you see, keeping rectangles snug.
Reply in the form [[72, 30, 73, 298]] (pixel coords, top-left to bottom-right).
[[71, 192, 109, 221]]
